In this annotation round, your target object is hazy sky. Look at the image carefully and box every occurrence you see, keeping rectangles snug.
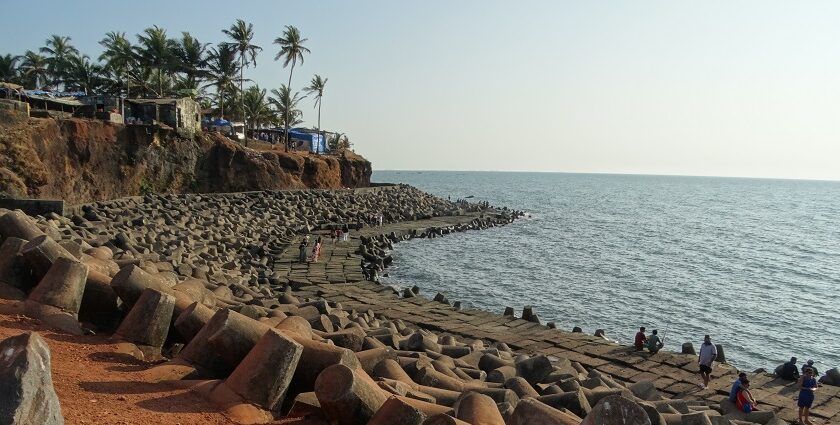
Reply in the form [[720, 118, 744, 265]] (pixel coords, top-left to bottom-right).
[[3, 1, 839, 180]]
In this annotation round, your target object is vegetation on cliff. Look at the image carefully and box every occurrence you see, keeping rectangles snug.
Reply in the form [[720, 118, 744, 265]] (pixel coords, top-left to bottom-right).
[[0, 111, 371, 203]]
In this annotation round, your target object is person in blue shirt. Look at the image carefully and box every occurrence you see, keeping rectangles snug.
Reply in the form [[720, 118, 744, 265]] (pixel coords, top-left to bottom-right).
[[729, 372, 747, 402], [797, 367, 819, 425]]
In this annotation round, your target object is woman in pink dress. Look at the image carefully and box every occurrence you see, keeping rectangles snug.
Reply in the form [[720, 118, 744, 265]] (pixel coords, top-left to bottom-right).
[[311, 237, 322, 262]]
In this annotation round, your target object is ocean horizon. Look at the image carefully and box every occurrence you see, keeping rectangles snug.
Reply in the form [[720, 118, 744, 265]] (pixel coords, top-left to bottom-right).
[[373, 170, 840, 373]]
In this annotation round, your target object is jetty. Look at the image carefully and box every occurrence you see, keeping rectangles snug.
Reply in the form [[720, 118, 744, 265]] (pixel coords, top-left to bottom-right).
[[0, 185, 837, 424]]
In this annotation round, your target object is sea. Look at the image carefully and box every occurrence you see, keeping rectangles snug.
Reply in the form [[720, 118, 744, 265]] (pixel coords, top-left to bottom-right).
[[373, 170, 840, 373]]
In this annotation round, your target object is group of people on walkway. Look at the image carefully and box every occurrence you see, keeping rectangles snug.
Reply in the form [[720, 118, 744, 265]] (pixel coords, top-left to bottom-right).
[[779, 357, 821, 424], [298, 225, 355, 263], [330, 224, 350, 243], [633, 329, 822, 424], [633, 326, 665, 354], [298, 235, 324, 263]]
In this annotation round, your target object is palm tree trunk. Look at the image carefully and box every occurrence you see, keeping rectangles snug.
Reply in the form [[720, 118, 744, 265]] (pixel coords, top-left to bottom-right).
[[240, 54, 245, 140], [157, 68, 162, 97], [285, 64, 294, 152], [220, 87, 225, 118], [317, 98, 322, 153]]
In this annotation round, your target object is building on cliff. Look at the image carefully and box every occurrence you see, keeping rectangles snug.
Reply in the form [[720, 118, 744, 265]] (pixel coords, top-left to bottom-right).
[[124, 97, 201, 136]]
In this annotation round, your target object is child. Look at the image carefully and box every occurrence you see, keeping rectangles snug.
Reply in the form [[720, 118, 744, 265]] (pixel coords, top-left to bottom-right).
[[798, 367, 819, 425]]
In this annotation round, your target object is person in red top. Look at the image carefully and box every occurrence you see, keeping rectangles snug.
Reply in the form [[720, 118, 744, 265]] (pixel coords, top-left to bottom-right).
[[634, 327, 648, 351]]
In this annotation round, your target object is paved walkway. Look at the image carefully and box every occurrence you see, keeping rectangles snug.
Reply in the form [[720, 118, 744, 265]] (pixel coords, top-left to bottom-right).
[[279, 216, 840, 424]]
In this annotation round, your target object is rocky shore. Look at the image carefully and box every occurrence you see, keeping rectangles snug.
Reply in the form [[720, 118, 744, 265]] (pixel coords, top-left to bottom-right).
[[0, 185, 837, 424]]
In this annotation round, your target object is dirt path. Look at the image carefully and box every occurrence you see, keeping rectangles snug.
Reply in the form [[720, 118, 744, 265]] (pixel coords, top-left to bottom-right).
[[0, 300, 234, 425]]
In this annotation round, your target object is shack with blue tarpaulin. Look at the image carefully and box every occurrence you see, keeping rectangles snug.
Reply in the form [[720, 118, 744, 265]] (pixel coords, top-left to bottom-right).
[[288, 128, 327, 153]]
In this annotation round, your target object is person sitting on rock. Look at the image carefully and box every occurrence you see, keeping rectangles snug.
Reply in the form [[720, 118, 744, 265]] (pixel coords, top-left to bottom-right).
[[729, 372, 747, 402], [634, 327, 648, 351], [801, 360, 819, 378], [780, 357, 801, 381], [646, 329, 664, 354], [735, 379, 759, 413]]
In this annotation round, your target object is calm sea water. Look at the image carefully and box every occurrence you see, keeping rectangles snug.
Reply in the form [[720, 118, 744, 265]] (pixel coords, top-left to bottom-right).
[[373, 171, 840, 373]]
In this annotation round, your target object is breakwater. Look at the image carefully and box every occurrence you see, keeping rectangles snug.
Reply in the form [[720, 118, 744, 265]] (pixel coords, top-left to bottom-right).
[[0, 185, 837, 424]]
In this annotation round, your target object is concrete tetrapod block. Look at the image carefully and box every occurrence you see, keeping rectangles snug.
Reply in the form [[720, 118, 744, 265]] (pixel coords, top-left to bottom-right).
[[508, 397, 582, 425], [367, 396, 428, 425], [0, 237, 29, 293], [373, 358, 415, 384], [205, 309, 272, 373], [515, 354, 554, 385], [580, 395, 651, 425], [148, 308, 262, 381], [0, 210, 45, 242], [537, 389, 593, 419], [284, 329, 361, 395], [174, 301, 216, 343], [0, 332, 63, 425], [422, 414, 471, 425], [487, 365, 518, 383], [356, 346, 397, 374], [27, 256, 88, 316], [378, 377, 462, 407], [224, 328, 303, 411], [79, 269, 120, 328], [110, 264, 174, 309], [453, 392, 506, 425], [478, 353, 513, 373], [679, 412, 714, 425], [314, 363, 387, 425], [113, 288, 176, 360], [21, 235, 75, 281]]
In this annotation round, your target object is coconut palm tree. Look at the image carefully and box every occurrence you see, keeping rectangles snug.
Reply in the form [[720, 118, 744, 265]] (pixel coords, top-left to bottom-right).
[[173, 32, 209, 91], [303, 74, 328, 145], [135, 26, 178, 97], [64, 54, 104, 95], [273, 25, 310, 150], [40, 35, 79, 89], [269, 84, 305, 151], [242, 86, 273, 130], [99, 31, 135, 96], [222, 19, 261, 128], [0, 54, 20, 83], [205, 43, 240, 119], [20, 51, 50, 89]]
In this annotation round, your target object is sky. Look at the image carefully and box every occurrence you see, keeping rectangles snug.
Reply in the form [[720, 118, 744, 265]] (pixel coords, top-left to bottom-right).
[[2, 1, 840, 180]]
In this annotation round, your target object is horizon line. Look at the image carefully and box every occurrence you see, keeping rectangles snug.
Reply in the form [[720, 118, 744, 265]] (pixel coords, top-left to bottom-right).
[[372, 169, 840, 184]]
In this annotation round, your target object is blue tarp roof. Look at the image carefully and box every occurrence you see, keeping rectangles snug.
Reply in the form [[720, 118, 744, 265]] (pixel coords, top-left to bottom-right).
[[205, 118, 230, 126]]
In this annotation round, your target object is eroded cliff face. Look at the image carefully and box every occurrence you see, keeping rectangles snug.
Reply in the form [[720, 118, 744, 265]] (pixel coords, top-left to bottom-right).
[[0, 112, 372, 204]]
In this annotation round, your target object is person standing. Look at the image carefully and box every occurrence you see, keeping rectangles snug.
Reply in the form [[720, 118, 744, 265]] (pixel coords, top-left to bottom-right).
[[634, 327, 648, 351], [311, 237, 322, 262], [797, 367, 818, 425], [342, 224, 349, 241], [698, 334, 718, 389], [298, 240, 307, 263]]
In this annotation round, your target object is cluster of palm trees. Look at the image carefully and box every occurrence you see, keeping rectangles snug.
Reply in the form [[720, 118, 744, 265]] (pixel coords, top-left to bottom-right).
[[0, 21, 341, 151]]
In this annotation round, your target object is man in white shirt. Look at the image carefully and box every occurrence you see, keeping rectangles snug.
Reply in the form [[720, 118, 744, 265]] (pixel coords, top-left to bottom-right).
[[698, 334, 718, 389]]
